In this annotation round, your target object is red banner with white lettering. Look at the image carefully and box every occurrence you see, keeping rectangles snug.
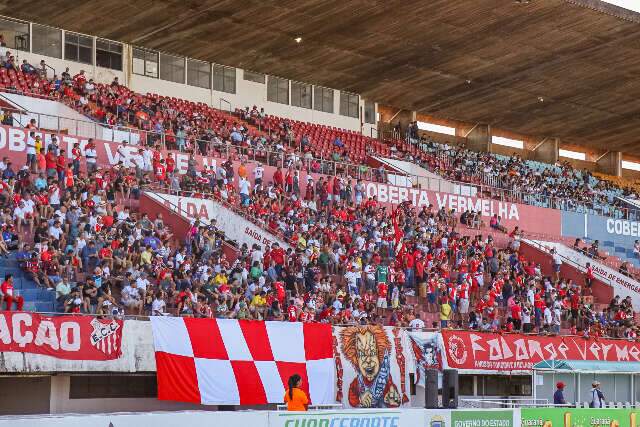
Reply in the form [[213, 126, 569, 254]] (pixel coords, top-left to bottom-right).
[[441, 330, 640, 371], [0, 312, 123, 360]]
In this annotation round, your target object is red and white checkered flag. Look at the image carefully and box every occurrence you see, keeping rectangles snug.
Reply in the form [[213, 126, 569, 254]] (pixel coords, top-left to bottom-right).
[[150, 317, 335, 405]]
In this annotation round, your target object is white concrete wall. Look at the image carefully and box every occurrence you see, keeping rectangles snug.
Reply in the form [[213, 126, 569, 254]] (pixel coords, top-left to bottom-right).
[[49, 376, 206, 414]]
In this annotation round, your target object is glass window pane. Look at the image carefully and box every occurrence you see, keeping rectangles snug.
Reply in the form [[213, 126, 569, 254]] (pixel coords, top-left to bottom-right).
[[340, 92, 359, 118], [213, 64, 235, 93], [268, 76, 288, 104], [364, 100, 376, 124], [32, 24, 61, 59], [64, 33, 78, 62], [144, 51, 158, 78], [96, 39, 122, 71], [292, 82, 311, 109], [132, 48, 146, 75], [314, 86, 334, 113], [224, 67, 236, 94], [243, 70, 264, 84], [0, 18, 29, 51], [187, 59, 210, 89], [65, 32, 93, 65], [160, 53, 184, 83]]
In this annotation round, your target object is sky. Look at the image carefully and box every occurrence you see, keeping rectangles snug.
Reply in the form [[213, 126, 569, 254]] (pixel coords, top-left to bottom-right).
[[600, 0, 640, 13]]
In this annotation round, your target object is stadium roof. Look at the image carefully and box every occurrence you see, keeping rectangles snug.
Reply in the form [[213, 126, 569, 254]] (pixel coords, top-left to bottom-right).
[[534, 359, 640, 373], [3, 0, 640, 154]]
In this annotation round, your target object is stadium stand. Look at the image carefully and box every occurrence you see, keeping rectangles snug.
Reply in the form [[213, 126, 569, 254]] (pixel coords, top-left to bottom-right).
[[0, 49, 637, 343]]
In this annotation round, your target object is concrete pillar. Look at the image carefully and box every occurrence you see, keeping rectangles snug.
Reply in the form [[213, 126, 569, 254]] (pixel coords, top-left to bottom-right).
[[596, 151, 622, 177], [532, 137, 559, 164], [466, 124, 491, 152]]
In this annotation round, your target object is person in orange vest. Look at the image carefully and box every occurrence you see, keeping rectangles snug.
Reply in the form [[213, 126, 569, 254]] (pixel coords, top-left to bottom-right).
[[284, 374, 308, 411]]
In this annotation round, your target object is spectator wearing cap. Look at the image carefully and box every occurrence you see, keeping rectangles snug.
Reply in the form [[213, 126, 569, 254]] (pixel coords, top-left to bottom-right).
[[590, 381, 604, 408], [553, 381, 566, 405]]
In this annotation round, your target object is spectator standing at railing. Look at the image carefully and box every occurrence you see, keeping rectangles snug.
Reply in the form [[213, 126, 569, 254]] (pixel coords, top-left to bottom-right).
[[551, 248, 562, 282]]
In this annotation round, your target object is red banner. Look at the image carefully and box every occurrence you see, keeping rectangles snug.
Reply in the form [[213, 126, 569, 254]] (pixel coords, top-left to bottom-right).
[[0, 125, 560, 236], [0, 312, 123, 360], [442, 330, 640, 371]]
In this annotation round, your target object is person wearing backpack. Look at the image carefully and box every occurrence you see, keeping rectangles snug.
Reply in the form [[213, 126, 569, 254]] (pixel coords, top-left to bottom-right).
[[590, 381, 605, 408]]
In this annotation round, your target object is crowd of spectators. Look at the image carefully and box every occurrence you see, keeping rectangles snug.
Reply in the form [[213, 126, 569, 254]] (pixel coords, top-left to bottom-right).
[[0, 52, 636, 339], [1, 51, 638, 224]]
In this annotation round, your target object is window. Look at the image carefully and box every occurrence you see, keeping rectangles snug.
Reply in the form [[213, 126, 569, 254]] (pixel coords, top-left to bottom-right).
[[340, 92, 359, 118], [132, 48, 158, 78], [314, 86, 334, 113], [243, 70, 265, 84], [622, 160, 640, 171], [417, 121, 456, 136], [96, 39, 122, 70], [364, 100, 376, 124], [479, 375, 531, 396], [492, 136, 524, 150], [0, 18, 29, 51], [65, 32, 93, 65], [187, 59, 211, 89], [559, 148, 586, 161], [31, 24, 61, 58], [212, 64, 235, 94], [291, 81, 312, 109], [160, 53, 185, 84], [70, 375, 157, 399], [267, 76, 289, 105], [459, 375, 474, 395]]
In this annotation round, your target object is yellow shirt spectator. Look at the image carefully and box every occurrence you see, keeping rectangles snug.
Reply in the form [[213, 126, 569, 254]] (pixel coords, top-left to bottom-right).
[[140, 249, 152, 265], [440, 302, 451, 321], [214, 273, 228, 285], [251, 294, 266, 307]]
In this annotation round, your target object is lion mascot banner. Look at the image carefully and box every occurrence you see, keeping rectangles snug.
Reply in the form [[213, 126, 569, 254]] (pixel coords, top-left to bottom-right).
[[333, 325, 411, 408]]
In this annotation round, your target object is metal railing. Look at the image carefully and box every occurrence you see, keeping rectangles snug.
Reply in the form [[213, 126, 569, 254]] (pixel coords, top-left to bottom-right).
[[2, 89, 639, 221], [522, 238, 627, 290], [219, 98, 231, 113]]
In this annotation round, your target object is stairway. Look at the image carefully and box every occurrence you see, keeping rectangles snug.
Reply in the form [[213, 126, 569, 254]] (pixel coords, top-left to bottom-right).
[[0, 252, 56, 312]]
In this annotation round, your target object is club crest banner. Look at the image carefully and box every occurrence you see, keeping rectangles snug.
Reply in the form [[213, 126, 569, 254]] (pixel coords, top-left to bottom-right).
[[408, 331, 442, 386], [333, 325, 410, 408]]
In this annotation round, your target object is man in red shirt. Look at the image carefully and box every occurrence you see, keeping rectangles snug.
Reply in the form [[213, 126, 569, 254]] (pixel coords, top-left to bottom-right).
[[1, 274, 24, 311], [510, 298, 522, 331], [287, 302, 298, 322], [585, 262, 594, 292], [45, 149, 57, 178], [56, 149, 66, 183], [376, 281, 388, 314], [154, 159, 167, 182], [270, 243, 285, 276]]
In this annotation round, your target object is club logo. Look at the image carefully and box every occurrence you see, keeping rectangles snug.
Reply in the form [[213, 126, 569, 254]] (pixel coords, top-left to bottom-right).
[[90, 318, 121, 355], [447, 335, 467, 365]]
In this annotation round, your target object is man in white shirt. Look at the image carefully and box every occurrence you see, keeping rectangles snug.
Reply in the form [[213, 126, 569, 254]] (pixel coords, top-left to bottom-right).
[[344, 268, 359, 295], [409, 314, 426, 330], [85, 140, 98, 174], [117, 142, 131, 167], [26, 131, 37, 171], [253, 163, 264, 187], [121, 282, 143, 314], [551, 248, 562, 281], [239, 177, 251, 206], [143, 148, 153, 172], [543, 303, 553, 332]]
